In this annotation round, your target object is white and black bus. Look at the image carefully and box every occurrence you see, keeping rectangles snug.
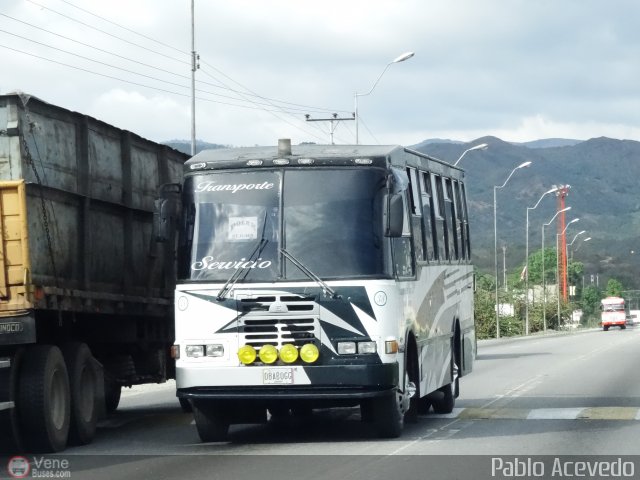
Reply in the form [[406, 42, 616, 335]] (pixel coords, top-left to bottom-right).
[[168, 139, 475, 440]]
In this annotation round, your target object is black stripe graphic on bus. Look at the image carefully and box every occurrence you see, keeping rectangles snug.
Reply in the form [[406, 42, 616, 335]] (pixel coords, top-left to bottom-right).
[[286, 286, 376, 321]]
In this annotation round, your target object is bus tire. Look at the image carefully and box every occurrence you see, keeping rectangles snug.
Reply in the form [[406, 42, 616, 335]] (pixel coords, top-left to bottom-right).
[[62, 343, 98, 445], [179, 398, 193, 413], [17, 345, 70, 453], [603, 326, 609, 331], [432, 360, 458, 414], [192, 400, 230, 442], [372, 390, 403, 438], [431, 382, 455, 414]]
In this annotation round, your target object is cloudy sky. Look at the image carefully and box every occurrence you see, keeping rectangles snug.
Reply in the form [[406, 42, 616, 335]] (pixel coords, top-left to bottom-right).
[[3, 0, 640, 148]]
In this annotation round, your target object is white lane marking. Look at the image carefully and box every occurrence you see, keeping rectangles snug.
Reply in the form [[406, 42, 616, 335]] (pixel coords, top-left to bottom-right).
[[526, 408, 584, 420]]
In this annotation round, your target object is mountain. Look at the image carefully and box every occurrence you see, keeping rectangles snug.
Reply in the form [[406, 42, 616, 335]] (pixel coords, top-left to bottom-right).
[[516, 138, 583, 149], [414, 136, 640, 290], [162, 139, 228, 155]]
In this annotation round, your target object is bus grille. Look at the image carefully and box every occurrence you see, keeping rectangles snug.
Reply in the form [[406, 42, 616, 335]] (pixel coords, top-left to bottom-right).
[[237, 293, 319, 348]]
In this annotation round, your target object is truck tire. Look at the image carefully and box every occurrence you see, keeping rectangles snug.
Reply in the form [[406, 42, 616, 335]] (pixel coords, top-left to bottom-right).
[[17, 345, 70, 453], [192, 400, 230, 442], [0, 350, 25, 453], [62, 343, 98, 445], [104, 374, 122, 414]]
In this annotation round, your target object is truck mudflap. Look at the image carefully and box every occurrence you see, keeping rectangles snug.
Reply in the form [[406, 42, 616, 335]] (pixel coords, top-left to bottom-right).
[[0, 312, 36, 345]]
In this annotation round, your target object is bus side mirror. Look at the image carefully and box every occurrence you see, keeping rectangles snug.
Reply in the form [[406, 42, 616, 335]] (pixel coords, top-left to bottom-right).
[[384, 193, 404, 237], [153, 183, 182, 243]]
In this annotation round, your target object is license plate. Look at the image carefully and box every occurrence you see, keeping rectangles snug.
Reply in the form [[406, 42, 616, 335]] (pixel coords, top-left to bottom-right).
[[263, 368, 294, 385]]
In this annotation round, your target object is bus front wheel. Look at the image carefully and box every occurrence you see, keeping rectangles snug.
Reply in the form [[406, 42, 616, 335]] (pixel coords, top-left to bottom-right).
[[371, 390, 403, 438]]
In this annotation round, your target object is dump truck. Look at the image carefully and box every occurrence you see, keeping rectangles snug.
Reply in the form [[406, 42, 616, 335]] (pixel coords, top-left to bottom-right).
[[0, 92, 188, 452]]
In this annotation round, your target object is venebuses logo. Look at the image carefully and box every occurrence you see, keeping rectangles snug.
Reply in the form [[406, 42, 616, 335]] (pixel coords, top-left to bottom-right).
[[7, 456, 30, 478]]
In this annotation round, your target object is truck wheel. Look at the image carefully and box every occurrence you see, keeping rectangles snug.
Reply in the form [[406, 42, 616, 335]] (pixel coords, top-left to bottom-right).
[[104, 374, 122, 413], [192, 400, 230, 442], [62, 343, 98, 445], [179, 398, 193, 413], [0, 349, 25, 453], [17, 345, 70, 453], [371, 390, 403, 438]]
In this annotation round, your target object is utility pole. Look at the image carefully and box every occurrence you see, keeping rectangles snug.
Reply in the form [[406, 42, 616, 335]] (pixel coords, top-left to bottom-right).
[[556, 185, 571, 301], [305, 114, 354, 144], [190, 0, 200, 156]]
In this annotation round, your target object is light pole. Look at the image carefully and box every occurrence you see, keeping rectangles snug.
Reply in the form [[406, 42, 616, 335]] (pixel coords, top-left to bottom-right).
[[354, 52, 414, 144], [566, 230, 586, 262], [541, 206, 571, 332], [453, 143, 488, 167], [557, 218, 579, 327], [494, 161, 532, 338], [573, 236, 592, 256], [524, 186, 559, 335]]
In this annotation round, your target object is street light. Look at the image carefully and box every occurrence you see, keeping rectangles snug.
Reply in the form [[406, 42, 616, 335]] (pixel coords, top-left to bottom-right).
[[354, 51, 415, 144], [453, 143, 488, 167], [541, 206, 571, 332], [524, 186, 559, 335], [573, 236, 592, 255], [494, 160, 532, 338], [557, 218, 579, 327]]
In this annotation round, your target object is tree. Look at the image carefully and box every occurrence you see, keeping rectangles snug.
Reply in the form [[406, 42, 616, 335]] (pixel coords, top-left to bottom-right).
[[581, 285, 601, 325], [605, 278, 624, 297]]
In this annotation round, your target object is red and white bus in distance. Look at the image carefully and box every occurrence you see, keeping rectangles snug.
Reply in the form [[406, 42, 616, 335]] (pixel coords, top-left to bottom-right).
[[600, 296, 626, 331]]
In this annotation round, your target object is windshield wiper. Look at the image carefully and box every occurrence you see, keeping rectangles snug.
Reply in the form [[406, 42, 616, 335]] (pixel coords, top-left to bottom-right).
[[279, 248, 339, 299], [216, 238, 268, 301]]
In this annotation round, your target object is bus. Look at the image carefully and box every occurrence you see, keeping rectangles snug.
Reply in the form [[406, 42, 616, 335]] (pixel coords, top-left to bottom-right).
[[162, 139, 476, 440], [600, 296, 626, 330]]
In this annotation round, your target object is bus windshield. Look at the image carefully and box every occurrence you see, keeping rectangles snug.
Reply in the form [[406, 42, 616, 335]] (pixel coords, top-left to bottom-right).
[[177, 168, 388, 282]]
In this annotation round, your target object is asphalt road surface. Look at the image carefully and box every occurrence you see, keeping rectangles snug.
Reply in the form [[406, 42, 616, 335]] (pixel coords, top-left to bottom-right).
[[9, 327, 640, 479]]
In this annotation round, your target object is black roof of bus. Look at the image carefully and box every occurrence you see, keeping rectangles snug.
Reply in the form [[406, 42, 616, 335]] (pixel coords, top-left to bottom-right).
[[184, 143, 462, 176], [186, 144, 403, 164]]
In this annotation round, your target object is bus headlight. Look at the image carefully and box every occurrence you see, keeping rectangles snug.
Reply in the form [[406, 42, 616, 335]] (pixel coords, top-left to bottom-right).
[[358, 342, 377, 354], [259, 345, 278, 364], [279, 344, 299, 364], [238, 345, 257, 365], [337, 342, 356, 355], [185, 345, 205, 358], [206, 344, 225, 357], [300, 343, 319, 363]]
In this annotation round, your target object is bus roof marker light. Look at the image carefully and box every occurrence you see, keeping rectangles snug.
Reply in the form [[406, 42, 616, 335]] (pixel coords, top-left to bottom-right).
[[297, 158, 314, 165], [246, 159, 263, 166], [273, 158, 290, 165], [189, 162, 206, 170], [354, 158, 373, 165]]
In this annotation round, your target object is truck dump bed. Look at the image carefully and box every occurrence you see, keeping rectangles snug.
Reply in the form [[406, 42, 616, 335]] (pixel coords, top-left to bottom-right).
[[0, 93, 187, 327]]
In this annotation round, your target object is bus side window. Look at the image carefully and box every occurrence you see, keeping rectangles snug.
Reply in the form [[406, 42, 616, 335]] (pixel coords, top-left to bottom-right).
[[433, 174, 448, 261], [459, 182, 471, 258], [392, 191, 415, 278], [444, 178, 459, 260], [406, 167, 424, 262], [419, 171, 435, 261]]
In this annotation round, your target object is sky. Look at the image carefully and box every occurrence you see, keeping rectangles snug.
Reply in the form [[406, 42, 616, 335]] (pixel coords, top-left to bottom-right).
[[3, 0, 640, 148]]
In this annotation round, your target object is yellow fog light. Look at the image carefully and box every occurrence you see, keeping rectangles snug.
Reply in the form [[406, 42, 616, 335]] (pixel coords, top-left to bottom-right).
[[300, 343, 320, 363], [259, 344, 278, 364], [238, 345, 257, 365], [279, 344, 299, 364]]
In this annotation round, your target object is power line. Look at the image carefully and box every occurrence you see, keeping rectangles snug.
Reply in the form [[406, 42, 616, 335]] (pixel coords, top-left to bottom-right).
[[25, 0, 189, 65]]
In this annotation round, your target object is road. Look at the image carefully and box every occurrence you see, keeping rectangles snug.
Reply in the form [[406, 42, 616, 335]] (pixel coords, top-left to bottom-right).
[[11, 327, 640, 479]]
